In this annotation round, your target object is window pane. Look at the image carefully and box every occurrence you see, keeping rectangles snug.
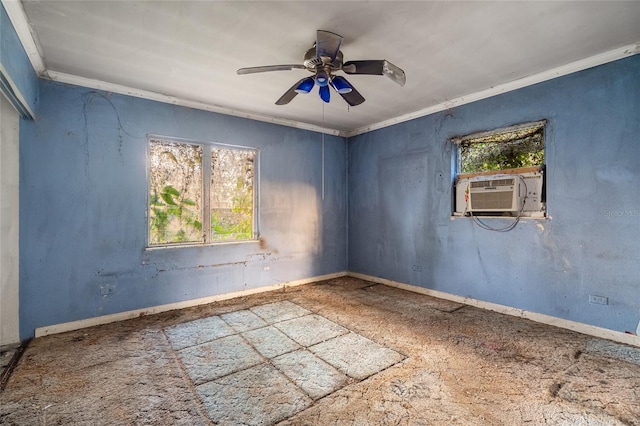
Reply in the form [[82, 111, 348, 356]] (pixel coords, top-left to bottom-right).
[[149, 140, 203, 245], [210, 147, 255, 241], [460, 126, 544, 173]]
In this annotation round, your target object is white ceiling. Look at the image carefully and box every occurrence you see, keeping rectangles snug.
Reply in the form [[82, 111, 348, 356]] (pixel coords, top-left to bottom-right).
[[14, 1, 640, 136]]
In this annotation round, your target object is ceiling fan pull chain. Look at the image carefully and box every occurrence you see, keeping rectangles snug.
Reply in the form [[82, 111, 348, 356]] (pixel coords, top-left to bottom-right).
[[321, 102, 325, 201]]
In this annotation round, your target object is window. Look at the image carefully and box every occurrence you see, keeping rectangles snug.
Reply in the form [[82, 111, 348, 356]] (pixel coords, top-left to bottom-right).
[[453, 121, 547, 220], [457, 122, 545, 174], [148, 136, 257, 246]]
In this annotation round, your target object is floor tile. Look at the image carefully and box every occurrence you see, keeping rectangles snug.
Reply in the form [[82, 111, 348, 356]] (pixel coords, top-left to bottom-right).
[[272, 350, 348, 400], [275, 314, 348, 346], [249, 301, 311, 324], [178, 335, 263, 385], [6, 278, 640, 425], [587, 339, 640, 365], [196, 363, 311, 426], [242, 326, 300, 358], [309, 333, 405, 380], [221, 309, 268, 332], [165, 316, 235, 350]]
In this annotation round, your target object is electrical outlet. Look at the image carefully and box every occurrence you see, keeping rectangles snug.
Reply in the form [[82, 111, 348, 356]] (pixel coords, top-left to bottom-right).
[[100, 283, 116, 296], [588, 294, 608, 305], [412, 265, 422, 272]]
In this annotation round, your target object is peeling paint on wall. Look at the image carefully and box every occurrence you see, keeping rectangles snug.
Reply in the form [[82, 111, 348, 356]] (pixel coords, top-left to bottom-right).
[[18, 81, 347, 339], [348, 55, 640, 333]]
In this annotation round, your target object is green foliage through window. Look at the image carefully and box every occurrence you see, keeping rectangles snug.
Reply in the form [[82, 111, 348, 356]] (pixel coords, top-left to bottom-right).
[[149, 141, 203, 245], [150, 185, 203, 244], [459, 124, 544, 174], [210, 147, 255, 242]]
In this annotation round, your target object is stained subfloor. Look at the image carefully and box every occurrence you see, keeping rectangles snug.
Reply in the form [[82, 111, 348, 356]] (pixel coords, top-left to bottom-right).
[[1, 277, 639, 425]]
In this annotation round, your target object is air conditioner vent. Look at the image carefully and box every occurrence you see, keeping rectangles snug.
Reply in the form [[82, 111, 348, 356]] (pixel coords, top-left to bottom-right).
[[470, 180, 489, 188], [454, 169, 545, 216], [467, 175, 521, 212], [470, 191, 515, 210], [469, 178, 515, 188]]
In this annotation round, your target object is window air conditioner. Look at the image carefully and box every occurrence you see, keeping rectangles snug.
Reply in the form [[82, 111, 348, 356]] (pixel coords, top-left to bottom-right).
[[467, 175, 523, 213]]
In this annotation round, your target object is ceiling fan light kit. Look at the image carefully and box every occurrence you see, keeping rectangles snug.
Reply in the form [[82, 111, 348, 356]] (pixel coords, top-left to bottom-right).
[[237, 30, 406, 106], [294, 77, 315, 94], [330, 76, 353, 94], [319, 85, 331, 103]]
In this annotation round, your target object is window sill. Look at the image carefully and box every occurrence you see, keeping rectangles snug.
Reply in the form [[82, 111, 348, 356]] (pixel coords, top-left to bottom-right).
[[450, 212, 548, 220], [145, 239, 261, 251]]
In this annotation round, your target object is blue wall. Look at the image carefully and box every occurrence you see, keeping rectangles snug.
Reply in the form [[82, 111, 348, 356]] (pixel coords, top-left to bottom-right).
[[19, 80, 347, 339], [0, 3, 38, 116], [348, 55, 640, 333], [18, 55, 640, 339]]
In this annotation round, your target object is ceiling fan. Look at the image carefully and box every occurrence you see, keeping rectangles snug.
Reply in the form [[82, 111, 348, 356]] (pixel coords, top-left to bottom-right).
[[237, 30, 406, 106]]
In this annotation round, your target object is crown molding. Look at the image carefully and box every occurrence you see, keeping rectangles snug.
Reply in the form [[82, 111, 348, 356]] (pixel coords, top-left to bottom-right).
[[1, 0, 46, 75], [46, 71, 344, 136], [344, 42, 640, 137], [3, 0, 638, 139], [52, 39, 639, 140]]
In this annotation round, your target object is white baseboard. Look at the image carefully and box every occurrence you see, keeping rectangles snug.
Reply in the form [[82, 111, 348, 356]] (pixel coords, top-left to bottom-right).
[[34, 271, 347, 338], [34, 270, 639, 348], [349, 272, 640, 348]]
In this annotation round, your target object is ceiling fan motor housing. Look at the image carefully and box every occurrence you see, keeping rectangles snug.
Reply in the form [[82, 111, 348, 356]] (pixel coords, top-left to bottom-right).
[[303, 47, 343, 72]]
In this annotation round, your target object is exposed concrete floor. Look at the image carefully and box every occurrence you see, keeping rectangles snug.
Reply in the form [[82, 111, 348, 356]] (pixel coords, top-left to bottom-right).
[[1, 276, 639, 425]]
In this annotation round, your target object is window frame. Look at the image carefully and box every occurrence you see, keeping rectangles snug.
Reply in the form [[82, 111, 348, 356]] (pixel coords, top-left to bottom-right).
[[453, 120, 546, 175], [146, 135, 260, 248], [451, 120, 547, 219]]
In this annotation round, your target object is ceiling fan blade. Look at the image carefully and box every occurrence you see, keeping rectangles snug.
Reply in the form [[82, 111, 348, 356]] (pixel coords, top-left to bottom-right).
[[237, 64, 306, 75], [343, 60, 406, 86], [316, 30, 343, 61], [338, 81, 365, 106], [275, 78, 310, 105]]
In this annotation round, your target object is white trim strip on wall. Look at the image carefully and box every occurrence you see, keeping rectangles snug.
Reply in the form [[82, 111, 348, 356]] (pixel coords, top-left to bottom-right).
[[0, 63, 35, 119], [4, 0, 639, 138], [34, 271, 347, 338], [45, 71, 343, 137], [344, 42, 640, 137], [1, 0, 46, 75], [35, 270, 640, 350], [47, 42, 640, 139], [0, 93, 21, 347], [349, 272, 640, 348]]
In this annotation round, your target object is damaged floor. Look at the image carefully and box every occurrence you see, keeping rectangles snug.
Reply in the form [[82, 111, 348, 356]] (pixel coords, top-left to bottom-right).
[[1, 277, 639, 425]]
